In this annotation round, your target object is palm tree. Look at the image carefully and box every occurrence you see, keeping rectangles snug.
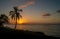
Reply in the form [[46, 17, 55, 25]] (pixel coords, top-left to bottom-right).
[[9, 7, 23, 29], [0, 14, 9, 27]]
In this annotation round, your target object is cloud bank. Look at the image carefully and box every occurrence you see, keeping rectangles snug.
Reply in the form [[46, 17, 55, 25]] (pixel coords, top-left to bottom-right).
[[17, 0, 35, 8], [42, 13, 51, 16], [57, 10, 60, 13]]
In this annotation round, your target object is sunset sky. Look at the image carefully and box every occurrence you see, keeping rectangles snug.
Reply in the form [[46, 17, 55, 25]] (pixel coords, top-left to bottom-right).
[[0, 0, 60, 24]]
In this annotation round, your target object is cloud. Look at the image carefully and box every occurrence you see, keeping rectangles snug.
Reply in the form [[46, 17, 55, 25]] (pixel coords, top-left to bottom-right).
[[18, 5, 28, 8], [42, 13, 51, 16], [57, 10, 60, 13], [26, 0, 34, 5], [17, 0, 35, 8]]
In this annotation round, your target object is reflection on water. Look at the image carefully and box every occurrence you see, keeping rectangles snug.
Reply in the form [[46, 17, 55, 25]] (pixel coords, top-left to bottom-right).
[[17, 25, 48, 32], [4, 24, 60, 37]]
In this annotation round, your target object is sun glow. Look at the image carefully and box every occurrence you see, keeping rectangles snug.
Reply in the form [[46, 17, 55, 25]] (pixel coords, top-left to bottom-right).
[[17, 19, 25, 24]]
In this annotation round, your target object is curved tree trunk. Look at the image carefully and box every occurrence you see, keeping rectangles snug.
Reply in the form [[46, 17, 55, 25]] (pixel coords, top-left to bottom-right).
[[15, 17, 17, 29]]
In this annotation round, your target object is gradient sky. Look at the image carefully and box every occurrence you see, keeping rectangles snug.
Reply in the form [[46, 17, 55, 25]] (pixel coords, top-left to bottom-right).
[[0, 0, 60, 24]]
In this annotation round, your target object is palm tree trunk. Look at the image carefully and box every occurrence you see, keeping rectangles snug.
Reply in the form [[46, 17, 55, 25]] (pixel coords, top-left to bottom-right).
[[15, 17, 17, 29]]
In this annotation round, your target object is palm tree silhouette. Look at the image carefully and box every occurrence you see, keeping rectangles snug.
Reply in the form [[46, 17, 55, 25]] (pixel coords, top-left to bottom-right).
[[9, 7, 23, 29], [0, 14, 9, 27]]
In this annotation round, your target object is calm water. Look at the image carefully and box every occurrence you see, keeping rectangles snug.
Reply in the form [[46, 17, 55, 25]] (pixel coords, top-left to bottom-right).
[[4, 24, 60, 37]]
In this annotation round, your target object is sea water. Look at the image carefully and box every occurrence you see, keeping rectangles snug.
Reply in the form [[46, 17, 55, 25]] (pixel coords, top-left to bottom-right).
[[4, 24, 60, 37]]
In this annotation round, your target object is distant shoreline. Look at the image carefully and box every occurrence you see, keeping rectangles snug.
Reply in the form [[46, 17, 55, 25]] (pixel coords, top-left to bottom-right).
[[5, 23, 60, 25]]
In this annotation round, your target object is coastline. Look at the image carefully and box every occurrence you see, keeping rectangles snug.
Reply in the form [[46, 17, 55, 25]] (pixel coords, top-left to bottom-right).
[[0, 27, 60, 39]]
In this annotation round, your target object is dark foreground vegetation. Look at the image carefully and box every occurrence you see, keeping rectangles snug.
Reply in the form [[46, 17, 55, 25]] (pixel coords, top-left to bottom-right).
[[0, 27, 60, 39]]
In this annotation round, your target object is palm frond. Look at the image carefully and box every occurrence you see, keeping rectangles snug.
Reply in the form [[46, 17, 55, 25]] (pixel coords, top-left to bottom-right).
[[18, 9, 23, 12], [20, 14, 22, 18], [9, 11, 15, 16], [0, 14, 9, 24], [11, 14, 15, 20], [16, 13, 20, 19], [16, 13, 22, 19], [9, 11, 16, 20], [13, 7, 18, 12]]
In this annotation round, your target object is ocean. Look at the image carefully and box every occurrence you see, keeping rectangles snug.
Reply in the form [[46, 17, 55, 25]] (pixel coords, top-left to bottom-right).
[[4, 24, 60, 37]]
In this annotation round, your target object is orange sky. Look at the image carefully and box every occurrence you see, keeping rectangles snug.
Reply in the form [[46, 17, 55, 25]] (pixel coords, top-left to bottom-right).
[[0, 0, 60, 24], [9, 16, 60, 24]]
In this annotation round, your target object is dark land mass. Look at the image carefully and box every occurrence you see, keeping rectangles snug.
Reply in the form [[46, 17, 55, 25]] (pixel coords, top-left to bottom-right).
[[0, 27, 60, 39]]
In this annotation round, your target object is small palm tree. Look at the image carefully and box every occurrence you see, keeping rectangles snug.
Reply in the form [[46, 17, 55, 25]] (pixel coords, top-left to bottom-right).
[[9, 7, 23, 29], [0, 14, 9, 27]]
